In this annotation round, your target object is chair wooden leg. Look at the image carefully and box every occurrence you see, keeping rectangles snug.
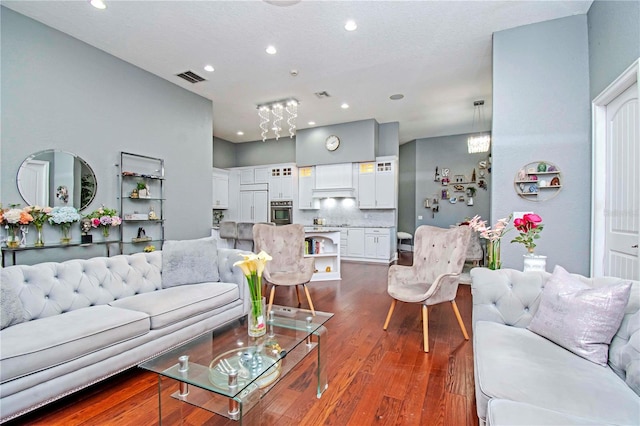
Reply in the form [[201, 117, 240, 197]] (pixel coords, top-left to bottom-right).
[[267, 285, 276, 316], [302, 284, 315, 316], [451, 300, 469, 340], [295, 285, 302, 307], [383, 299, 397, 330], [422, 305, 429, 353]]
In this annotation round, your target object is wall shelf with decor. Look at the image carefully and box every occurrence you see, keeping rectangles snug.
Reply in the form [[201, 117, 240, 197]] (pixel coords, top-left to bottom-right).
[[514, 161, 562, 201], [118, 152, 165, 254]]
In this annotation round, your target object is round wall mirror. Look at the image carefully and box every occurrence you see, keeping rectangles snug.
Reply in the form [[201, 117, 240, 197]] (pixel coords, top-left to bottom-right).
[[16, 150, 97, 211]]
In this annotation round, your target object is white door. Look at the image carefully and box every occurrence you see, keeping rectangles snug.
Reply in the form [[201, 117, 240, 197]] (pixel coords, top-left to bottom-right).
[[592, 60, 640, 279], [17, 159, 50, 206], [604, 84, 639, 279]]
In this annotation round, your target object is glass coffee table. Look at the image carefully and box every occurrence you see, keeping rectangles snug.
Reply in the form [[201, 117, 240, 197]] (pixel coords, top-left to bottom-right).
[[139, 305, 333, 424]]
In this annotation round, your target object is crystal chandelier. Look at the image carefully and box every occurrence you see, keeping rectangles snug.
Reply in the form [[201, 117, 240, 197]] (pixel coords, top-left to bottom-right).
[[257, 98, 298, 142], [467, 100, 491, 153]]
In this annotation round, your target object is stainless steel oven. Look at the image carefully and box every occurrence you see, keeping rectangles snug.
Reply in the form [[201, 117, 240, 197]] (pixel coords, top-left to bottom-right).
[[270, 200, 293, 225]]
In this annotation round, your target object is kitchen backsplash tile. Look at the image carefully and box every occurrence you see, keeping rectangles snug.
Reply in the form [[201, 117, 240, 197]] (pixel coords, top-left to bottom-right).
[[295, 198, 395, 228]]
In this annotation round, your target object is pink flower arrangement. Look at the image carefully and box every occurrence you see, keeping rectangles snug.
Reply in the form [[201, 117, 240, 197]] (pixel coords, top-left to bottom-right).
[[467, 214, 512, 242], [511, 213, 544, 253], [86, 206, 122, 237]]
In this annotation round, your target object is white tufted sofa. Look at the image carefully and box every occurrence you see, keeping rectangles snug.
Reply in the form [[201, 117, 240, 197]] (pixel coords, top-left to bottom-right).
[[471, 268, 640, 426], [0, 248, 248, 423]]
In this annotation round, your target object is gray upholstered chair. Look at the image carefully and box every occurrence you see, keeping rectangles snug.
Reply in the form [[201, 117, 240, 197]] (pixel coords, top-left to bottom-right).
[[218, 221, 237, 248], [253, 223, 316, 315], [236, 222, 256, 251], [383, 225, 471, 352]]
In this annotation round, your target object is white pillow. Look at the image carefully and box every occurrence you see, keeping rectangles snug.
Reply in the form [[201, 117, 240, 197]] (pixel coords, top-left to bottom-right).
[[528, 265, 631, 365]]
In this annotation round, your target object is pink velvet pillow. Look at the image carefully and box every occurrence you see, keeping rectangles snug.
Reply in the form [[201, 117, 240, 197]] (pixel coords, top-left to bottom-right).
[[528, 265, 631, 365]]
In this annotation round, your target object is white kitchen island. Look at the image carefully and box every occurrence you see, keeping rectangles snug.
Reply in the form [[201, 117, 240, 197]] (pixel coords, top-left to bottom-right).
[[304, 228, 341, 281]]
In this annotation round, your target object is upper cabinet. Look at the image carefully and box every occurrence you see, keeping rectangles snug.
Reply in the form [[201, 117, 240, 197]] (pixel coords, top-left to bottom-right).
[[212, 168, 229, 209], [240, 167, 269, 185], [298, 166, 319, 210], [357, 157, 396, 209], [269, 164, 294, 200]]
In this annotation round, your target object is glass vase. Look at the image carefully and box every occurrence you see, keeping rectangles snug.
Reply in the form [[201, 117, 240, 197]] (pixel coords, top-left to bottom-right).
[[6, 226, 20, 248], [248, 298, 266, 337], [34, 224, 45, 247], [102, 226, 110, 238], [60, 223, 71, 244], [487, 239, 501, 270]]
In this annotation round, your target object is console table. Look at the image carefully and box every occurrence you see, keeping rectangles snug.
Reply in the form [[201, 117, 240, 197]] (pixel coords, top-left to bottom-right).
[[1, 240, 119, 266]]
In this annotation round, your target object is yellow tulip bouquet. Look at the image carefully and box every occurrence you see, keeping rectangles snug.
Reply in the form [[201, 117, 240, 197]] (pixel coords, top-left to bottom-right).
[[234, 250, 272, 337]]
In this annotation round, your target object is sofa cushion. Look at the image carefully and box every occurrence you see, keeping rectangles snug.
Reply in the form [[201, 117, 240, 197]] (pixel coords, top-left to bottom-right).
[[487, 399, 615, 426], [1, 282, 24, 329], [162, 237, 219, 288], [0, 305, 150, 383], [474, 321, 640, 425], [109, 282, 238, 329], [528, 265, 631, 365]]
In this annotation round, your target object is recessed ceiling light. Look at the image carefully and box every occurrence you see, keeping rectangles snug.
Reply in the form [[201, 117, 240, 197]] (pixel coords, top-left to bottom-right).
[[344, 20, 357, 31], [90, 0, 106, 9], [308, 121, 316, 126], [204, 65, 214, 72], [341, 103, 350, 109], [266, 45, 277, 55], [390, 94, 404, 100], [237, 131, 244, 136]]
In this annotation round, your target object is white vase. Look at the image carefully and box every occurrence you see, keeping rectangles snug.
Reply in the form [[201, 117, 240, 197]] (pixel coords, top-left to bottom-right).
[[523, 253, 547, 272]]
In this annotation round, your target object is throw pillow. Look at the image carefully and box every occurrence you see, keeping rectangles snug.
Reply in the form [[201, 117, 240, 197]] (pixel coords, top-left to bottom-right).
[[162, 237, 219, 288], [528, 265, 632, 366], [1, 281, 25, 329]]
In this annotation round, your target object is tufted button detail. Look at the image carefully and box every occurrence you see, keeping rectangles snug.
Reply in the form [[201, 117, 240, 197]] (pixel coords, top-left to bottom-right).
[[524, 307, 529, 312], [45, 295, 49, 299], [492, 302, 497, 306]]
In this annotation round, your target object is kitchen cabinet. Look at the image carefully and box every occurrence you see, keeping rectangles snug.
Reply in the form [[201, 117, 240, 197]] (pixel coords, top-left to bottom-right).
[[269, 164, 294, 200], [239, 190, 268, 223], [358, 157, 396, 209], [341, 227, 395, 263], [364, 228, 391, 260], [315, 163, 353, 189], [346, 228, 365, 257], [212, 168, 229, 209], [240, 167, 269, 185], [298, 166, 319, 209]]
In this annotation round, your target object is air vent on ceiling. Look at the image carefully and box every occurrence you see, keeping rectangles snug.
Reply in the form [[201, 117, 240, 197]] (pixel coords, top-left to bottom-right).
[[314, 91, 331, 99], [175, 71, 206, 84]]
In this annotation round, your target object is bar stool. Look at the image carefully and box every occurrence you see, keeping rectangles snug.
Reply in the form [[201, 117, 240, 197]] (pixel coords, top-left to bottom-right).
[[397, 231, 413, 253]]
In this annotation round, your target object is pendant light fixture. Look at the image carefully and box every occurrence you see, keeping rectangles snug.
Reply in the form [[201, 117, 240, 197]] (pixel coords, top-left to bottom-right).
[[467, 100, 491, 153], [257, 98, 298, 142]]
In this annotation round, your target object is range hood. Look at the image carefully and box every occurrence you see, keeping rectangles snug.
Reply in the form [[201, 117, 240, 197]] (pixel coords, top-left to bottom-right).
[[312, 188, 356, 198]]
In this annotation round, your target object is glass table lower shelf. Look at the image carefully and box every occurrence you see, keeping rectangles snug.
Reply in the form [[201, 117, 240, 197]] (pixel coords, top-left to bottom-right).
[[138, 305, 333, 424]]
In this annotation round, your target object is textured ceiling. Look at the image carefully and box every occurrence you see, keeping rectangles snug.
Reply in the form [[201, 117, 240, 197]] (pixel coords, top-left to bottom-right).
[[2, 0, 592, 144]]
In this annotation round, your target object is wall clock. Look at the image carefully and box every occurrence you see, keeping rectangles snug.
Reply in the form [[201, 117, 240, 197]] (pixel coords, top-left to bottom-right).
[[325, 135, 340, 151]]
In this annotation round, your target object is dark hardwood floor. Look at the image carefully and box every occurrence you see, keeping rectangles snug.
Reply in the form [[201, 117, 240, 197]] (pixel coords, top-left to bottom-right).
[[7, 252, 478, 426]]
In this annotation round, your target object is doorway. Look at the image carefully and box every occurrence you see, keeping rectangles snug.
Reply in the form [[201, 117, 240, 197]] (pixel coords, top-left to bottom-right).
[[591, 59, 640, 279]]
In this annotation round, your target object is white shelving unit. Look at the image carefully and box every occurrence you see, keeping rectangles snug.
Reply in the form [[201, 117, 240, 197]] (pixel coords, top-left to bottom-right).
[[304, 229, 341, 282]]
